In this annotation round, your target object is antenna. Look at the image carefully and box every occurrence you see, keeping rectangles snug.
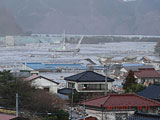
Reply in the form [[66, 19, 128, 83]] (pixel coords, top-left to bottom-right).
[[62, 30, 66, 50]]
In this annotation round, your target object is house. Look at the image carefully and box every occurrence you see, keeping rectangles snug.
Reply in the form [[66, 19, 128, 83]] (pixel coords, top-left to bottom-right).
[[134, 68, 160, 86], [122, 56, 137, 63], [79, 94, 160, 120], [138, 84, 160, 101], [64, 71, 114, 93], [25, 74, 59, 93], [120, 64, 153, 76], [140, 56, 160, 70], [140, 56, 152, 63]]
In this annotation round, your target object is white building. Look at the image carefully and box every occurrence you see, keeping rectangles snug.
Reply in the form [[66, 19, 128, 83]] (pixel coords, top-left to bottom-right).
[[25, 74, 59, 94]]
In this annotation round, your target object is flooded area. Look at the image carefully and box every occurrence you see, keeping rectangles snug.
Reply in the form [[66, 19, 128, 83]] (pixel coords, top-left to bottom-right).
[[0, 42, 157, 65]]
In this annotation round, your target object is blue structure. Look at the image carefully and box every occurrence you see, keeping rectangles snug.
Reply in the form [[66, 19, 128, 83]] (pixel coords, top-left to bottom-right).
[[122, 63, 144, 67], [24, 63, 105, 71]]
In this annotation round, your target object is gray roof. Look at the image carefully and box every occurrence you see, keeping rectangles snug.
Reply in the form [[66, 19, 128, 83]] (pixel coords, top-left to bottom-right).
[[128, 112, 160, 120], [58, 88, 73, 95], [137, 84, 160, 100], [64, 71, 114, 82]]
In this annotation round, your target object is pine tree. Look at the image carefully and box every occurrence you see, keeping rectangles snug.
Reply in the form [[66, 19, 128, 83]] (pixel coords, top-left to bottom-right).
[[123, 70, 136, 90]]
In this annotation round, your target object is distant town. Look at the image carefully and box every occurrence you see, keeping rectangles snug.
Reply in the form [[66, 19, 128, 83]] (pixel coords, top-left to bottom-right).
[[0, 34, 160, 120]]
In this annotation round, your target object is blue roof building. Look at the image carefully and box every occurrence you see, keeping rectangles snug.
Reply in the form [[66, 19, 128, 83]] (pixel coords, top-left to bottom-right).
[[23, 63, 105, 72]]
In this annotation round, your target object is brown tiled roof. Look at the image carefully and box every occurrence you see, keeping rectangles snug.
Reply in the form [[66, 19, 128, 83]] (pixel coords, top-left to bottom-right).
[[80, 94, 160, 108], [0, 114, 16, 120], [134, 68, 160, 78]]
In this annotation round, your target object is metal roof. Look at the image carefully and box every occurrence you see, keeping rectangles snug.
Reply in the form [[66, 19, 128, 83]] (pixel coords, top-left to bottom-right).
[[123, 63, 144, 67], [24, 63, 104, 70]]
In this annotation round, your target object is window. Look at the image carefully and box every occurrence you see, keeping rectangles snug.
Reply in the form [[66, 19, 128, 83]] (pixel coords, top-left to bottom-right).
[[101, 84, 105, 90], [43, 87, 50, 92], [68, 82, 75, 88], [83, 84, 88, 89]]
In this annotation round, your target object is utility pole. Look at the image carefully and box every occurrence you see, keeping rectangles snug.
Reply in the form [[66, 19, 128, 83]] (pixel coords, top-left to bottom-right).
[[104, 65, 108, 95], [83, 99, 85, 120], [104, 62, 112, 95], [70, 89, 74, 120], [16, 93, 18, 117]]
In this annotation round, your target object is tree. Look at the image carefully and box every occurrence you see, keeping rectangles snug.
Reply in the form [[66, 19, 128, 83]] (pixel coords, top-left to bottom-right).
[[155, 41, 160, 56], [0, 71, 36, 108], [69, 90, 82, 104], [0, 70, 68, 120], [125, 83, 145, 93], [29, 90, 65, 113], [123, 70, 136, 90]]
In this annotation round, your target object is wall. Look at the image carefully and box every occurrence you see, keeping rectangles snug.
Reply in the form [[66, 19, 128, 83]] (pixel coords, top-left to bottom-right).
[[31, 77, 58, 93], [86, 109, 135, 120], [67, 81, 113, 93]]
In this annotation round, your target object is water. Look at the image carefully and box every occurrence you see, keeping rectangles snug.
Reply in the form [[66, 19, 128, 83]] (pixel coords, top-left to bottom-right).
[[0, 42, 157, 65]]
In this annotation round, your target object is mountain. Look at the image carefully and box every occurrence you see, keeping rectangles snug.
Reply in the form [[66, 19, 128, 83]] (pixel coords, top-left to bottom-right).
[[0, 0, 23, 36], [3, 0, 160, 35]]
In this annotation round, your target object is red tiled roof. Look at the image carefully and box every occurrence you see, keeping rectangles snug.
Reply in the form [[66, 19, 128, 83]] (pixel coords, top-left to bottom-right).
[[80, 116, 98, 120], [80, 94, 160, 108], [134, 68, 160, 78], [0, 114, 16, 120]]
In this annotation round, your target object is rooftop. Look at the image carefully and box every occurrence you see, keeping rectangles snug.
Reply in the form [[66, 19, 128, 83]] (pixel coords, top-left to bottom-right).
[[134, 68, 160, 78], [80, 94, 160, 109], [25, 74, 59, 84], [58, 88, 73, 95], [122, 63, 144, 67], [64, 71, 114, 82], [123, 65, 153, 72], [138, 84, 160, 100], [128, 112, 160, 120], [24, 63, 104, 71]]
